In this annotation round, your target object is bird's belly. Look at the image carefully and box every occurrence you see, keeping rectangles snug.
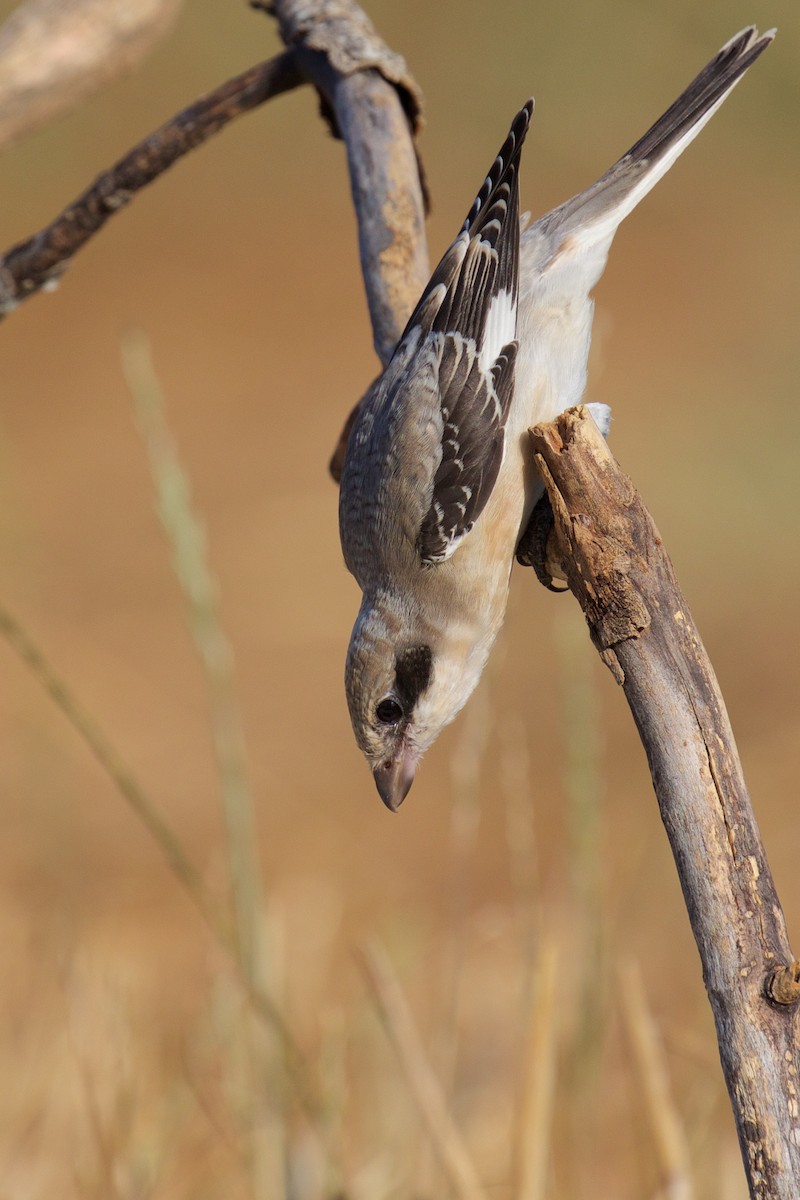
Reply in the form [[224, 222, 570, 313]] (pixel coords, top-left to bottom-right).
[[500, 298, 595, 536]]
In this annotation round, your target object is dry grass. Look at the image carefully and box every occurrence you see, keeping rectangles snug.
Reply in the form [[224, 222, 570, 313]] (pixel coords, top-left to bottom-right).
[[0, 347, 750, 1198], [0, 2, 795, 1196], [0, 345, 758, 1190]]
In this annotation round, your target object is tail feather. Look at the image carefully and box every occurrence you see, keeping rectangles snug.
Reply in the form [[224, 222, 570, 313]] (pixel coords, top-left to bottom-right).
[[535, 26, 774, 273], [625, 26, 773, 168]]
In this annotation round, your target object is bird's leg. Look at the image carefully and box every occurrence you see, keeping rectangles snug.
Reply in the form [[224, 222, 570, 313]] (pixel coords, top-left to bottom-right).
[[516, 402, 612, 590]]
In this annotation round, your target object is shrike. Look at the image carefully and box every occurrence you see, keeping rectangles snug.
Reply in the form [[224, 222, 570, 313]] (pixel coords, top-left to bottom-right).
[[339, 27, 774, 810]]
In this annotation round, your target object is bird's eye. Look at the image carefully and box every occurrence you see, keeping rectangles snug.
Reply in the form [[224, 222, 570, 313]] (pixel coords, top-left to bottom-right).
[[375, 697, 404, 725]]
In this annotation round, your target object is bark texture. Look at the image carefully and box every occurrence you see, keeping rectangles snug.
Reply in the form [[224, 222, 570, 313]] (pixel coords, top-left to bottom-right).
[[0, 0, 430, 375], [531, 407, 800, 1200], [0, 51, 304, 314], [269, 0, 429, 367], [3, 6, 794, 1190]]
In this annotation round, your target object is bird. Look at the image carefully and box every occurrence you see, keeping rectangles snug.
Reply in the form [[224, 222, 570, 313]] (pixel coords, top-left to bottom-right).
[[338, 26, 774, 811]]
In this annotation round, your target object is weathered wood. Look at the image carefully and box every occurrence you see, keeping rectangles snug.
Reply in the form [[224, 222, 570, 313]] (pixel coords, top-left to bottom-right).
[[266, 0, 423, 131], [0, 51, 304, 314], [268, 0, 429, 367], [0, 0, 430, 371], [530, 407, 800, 1200]]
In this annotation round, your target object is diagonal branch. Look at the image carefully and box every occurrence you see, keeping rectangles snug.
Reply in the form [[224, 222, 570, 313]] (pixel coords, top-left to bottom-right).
[[0, 50, 303, 315], [529, 407, 800, 1200], [0, 0, 430, 485], [0, 0, 430, 384]]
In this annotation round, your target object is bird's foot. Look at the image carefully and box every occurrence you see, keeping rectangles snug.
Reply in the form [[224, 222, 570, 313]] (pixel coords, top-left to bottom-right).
[[516, 493, 568, 591]]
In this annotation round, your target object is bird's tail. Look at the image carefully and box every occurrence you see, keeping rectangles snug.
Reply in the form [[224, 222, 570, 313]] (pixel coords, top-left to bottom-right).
[[536, 26, 774, 278]]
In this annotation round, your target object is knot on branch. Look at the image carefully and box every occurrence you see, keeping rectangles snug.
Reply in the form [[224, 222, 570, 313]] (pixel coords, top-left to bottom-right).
[[764, 961, 800, 1007]]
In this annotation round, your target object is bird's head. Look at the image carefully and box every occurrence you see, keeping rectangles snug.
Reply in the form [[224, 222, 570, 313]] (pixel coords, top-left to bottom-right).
[[345, 619, 432, 811], [344, 599, 478, 811]]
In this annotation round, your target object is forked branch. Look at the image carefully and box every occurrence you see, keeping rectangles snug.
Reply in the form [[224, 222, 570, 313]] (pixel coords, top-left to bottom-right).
[[0, 0, 429, 372]]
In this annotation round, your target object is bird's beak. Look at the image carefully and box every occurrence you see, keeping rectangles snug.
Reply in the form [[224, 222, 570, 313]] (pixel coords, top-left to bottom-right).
[[373, 747, 417, 812]]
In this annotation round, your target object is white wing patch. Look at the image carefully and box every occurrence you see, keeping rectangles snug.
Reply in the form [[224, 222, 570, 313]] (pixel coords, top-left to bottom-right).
[[416, 336, 518, 565], [479, 287, 517, 372]]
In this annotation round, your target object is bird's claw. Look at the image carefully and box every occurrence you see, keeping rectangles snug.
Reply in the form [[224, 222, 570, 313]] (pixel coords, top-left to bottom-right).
[[516, 493, 569, 592]]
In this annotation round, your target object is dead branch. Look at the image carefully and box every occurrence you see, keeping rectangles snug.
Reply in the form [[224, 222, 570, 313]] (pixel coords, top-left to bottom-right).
[[530, 407, 799, 1200], [0, 0, 429, 381], [263, 0, 429, 365], [0, 50, 303, 313], [3, 4, 795, 1192], [0, 0, 183, 151]]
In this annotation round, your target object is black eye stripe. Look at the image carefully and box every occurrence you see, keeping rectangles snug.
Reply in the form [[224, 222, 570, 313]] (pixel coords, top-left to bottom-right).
[[394, 645, 432, 712]]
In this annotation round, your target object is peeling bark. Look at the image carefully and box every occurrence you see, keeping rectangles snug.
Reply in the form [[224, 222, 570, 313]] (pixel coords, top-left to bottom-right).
[[531, 407, 800, 1199]]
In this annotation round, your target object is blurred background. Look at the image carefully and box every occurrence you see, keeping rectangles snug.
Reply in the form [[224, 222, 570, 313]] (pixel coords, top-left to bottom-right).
[[0, 0, 797, 1196]]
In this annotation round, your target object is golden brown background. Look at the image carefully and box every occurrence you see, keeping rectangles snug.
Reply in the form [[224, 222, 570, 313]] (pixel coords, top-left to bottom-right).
[[0, 1, 798, 1196]]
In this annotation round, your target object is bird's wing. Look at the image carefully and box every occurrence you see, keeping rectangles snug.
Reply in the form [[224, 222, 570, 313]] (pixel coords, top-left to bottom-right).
[[416, 334, 517, 563], [397, 100, 533, 565]]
